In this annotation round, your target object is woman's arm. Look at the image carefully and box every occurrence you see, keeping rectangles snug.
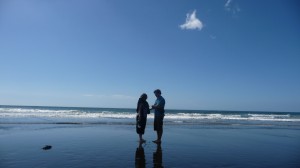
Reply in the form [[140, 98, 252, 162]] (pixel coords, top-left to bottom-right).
[[138, 104, 144, 119]]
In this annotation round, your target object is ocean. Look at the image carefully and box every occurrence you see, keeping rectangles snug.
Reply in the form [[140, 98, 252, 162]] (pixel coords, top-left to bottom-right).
[[1, 105, 300, 127]]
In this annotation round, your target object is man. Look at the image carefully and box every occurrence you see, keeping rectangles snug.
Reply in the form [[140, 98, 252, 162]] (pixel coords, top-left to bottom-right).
[[152, 89, 165, 143]]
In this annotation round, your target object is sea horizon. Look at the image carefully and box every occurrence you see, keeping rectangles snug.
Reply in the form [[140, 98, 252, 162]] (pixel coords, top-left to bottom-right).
[[1, 104, 299, 113]]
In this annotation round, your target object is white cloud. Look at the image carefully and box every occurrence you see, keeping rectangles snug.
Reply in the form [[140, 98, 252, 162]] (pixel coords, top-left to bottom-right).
[[180, 10, 203, 30], [83, 94, 135, 100], [225, 0, 232, 9], [210, 35, 217, 40], [111, 94, 136, 100], [83, 94, 94, 97], [224, 0, 241, 14], [83, 94, 105, 98]]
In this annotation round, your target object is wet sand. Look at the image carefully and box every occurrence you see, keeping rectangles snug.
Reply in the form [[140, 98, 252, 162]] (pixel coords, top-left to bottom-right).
[[1, 124, 300, 168]]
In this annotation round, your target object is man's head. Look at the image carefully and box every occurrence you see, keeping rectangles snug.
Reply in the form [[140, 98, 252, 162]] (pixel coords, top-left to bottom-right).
[[154, 89, 161, 97]]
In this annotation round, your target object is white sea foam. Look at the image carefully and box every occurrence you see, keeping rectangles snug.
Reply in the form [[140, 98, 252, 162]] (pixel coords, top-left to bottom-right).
[[165, 113, 298, 122], [0, 107, 300, 123]]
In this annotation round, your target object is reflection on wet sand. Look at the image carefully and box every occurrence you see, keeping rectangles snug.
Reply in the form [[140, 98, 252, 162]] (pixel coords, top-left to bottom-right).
[[135, 142, 146, 168], [135, 142, 164, 168], [153, 143, 163, 168]]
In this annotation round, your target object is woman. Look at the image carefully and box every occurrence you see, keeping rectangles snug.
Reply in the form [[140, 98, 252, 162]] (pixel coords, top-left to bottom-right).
[[136, 93, 150, 142]]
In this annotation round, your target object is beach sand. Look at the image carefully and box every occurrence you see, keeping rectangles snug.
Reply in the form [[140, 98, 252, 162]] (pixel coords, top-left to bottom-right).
[[1, 124, 300, 168]]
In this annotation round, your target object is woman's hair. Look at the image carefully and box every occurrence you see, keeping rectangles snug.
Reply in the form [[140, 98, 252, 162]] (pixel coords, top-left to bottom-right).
[[140, 93, 147, 99]]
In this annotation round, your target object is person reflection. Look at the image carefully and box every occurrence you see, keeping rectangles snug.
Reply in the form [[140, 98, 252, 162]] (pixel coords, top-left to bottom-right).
[[153, 143, 163, 168], [135, 142, 146, 168]]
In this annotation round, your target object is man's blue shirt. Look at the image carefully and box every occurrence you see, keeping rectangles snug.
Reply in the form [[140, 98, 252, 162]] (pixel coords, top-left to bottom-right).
[[154, 96, 165, 116]]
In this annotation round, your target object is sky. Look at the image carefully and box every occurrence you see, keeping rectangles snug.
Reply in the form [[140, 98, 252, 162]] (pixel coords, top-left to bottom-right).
[[0, 0, 299, 112]]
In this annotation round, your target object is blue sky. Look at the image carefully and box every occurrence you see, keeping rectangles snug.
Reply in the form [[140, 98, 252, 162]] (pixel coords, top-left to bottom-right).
[[0, 0, 299, 112]]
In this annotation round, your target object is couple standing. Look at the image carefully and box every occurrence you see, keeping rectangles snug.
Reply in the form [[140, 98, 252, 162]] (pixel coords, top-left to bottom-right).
[[136, 89, 165, 144]]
